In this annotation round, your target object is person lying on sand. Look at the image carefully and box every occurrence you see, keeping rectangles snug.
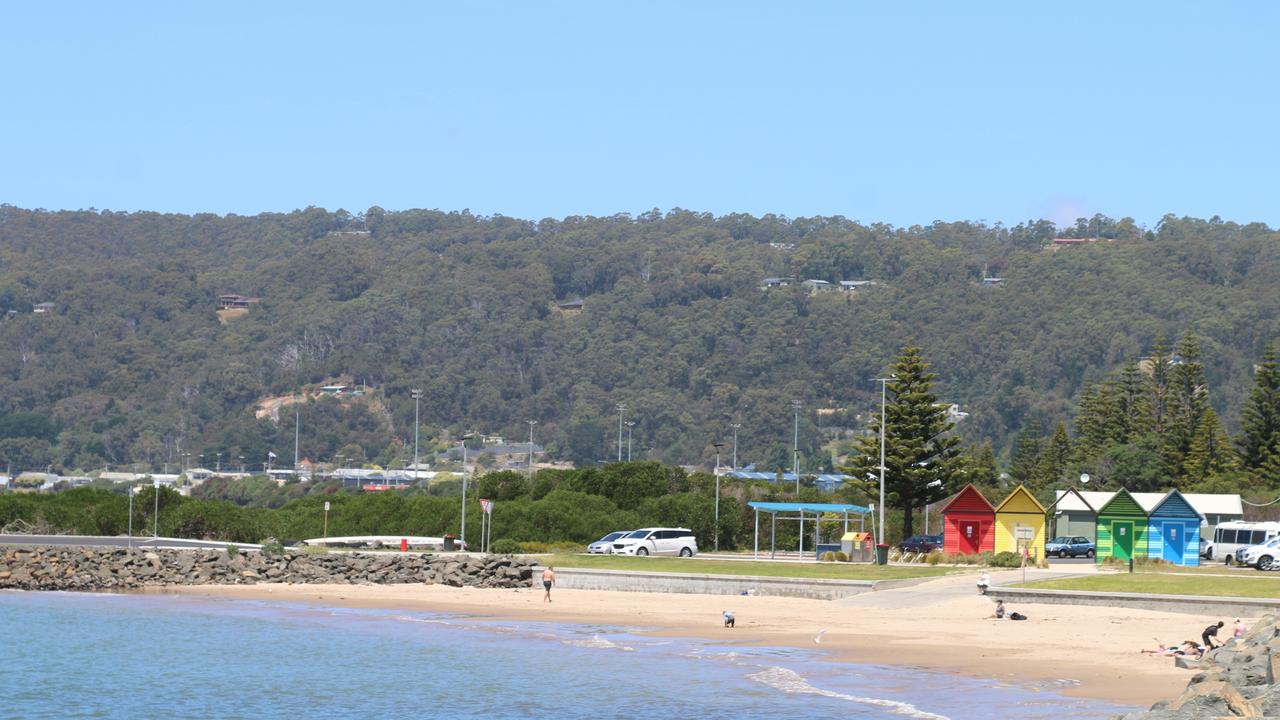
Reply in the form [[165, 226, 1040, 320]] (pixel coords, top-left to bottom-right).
[[1142, 640, 1202, 657]]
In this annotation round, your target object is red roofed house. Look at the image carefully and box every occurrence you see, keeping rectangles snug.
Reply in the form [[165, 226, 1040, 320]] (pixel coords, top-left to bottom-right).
[[941, 483, 996, 554]]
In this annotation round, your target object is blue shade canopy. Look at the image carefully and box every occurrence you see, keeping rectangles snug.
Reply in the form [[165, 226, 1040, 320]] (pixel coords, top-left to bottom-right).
[[748, 501, 870, 515]]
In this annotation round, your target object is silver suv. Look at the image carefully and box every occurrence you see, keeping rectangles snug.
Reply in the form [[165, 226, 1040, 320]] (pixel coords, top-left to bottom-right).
[[612, 527, 698, 557]]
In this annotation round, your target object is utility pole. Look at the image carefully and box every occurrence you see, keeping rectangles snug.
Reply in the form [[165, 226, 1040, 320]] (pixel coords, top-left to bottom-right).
[[730, 423, 741, 470], [460, 440, 468, 550], [294, 405, 301, 472], [616, 403, 626, 462], [411, 389, 422, 481], [791, 400, 802, 495], [625, 421, 635, 461], [527, 420, 537, 480], [713, 442, 724, 552], [874, 376, 893, 544], [215, 452, 221, 474]]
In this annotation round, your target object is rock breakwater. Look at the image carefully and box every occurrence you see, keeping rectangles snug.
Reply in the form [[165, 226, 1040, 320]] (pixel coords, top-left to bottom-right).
[[0, 546, 535, 591], [1118, 614, 1280, 719]]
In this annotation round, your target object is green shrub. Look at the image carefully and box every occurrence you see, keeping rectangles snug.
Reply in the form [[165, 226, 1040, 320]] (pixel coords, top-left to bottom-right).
[[298, 544, 329, 555], [820, 551, 837, 562], [926, 550, 943, 565], [226, 544, 239, 558], [989, 550, 1023, 568], [491, 538, 522, 554], [516, 540, 581, 554], [259, 536, 284, 557], [834, 551, 849, 562]]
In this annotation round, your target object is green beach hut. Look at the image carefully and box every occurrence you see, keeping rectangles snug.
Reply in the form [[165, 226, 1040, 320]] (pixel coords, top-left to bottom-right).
[[1095, 488, 1148, 563]]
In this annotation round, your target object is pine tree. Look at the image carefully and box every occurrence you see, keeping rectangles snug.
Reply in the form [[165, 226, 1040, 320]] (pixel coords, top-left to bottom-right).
[[1033, 422, 1072, 493], [1146, 336, 1173, 434], [1183, 407, 1236, 486], [841, 346, 963, 539], [1164, 333, 1209, 481], [1074, 385, 1114, 460], [1237, 343, 1280, 472], [1008, 424, 1044, 486], [1113, 361, 1153, 442], [961, 443, 1000, 489]]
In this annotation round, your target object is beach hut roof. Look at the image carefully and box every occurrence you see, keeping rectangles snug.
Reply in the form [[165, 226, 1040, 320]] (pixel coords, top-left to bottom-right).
[[940, 483, 995, 514], [1045, 487, 1095, 515], [1147, 488, 1205, 520], [1096, 487, 1146, 517], [994, 484, 1046, 514]]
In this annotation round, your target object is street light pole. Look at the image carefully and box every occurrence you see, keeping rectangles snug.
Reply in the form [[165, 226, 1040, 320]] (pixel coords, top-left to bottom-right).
[[616, 403, 626, 462], [730, 423, 741, 471], [791, 400, 802, 495], [215, 452, 221, 474], [411, 389, 422, 480], [874, 376, 893, 544], [625, 421, 635, 461], [460, 440, 468, 550], [713, 442, 724, 552], [527, 420, 537, 480], [153, 477, 160, 539]]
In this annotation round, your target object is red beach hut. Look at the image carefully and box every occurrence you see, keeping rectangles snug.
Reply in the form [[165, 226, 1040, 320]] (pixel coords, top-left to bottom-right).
[[942, 484, 996, 554]]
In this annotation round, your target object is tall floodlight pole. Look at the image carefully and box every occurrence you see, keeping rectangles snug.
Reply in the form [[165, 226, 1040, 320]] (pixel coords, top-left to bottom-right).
[[460, 440, 468, 550], [730, 423, 741, 471], [153, 477, 160, 539], [411, 389, 422, 480], [127, 486, 134, 548], [215, 452, 221, 473], [527, 420, 537, 480], [616, 403, 626, 462], [294, 406, 301, 472], [791, 400, 802, 495], [713, 442, 724, 552], [625, 421, 635, 461], [874, 376, 893, 544]]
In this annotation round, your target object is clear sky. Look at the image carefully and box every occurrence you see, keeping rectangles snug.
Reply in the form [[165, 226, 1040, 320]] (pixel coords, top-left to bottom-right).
[[3, 2, 1277, 228]]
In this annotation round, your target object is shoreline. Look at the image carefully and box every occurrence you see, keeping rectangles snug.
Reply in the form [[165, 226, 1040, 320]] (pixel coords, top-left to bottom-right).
[[158, 581, 1206, 707]]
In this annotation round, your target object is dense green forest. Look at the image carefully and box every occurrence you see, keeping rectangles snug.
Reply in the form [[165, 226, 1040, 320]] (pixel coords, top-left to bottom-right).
[[0, 205, 1278, 483]]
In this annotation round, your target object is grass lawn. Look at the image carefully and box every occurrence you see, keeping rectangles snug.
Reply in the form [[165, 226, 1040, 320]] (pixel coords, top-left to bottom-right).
[[545, 554, 963, 580], [1022, 572, 1280, 599]]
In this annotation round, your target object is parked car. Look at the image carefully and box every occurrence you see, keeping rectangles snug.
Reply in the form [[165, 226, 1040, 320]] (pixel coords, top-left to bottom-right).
[[586, 531, 629, 554], [1239, 536, 1280, 571], [612, 527, 698, 557], [897, 534, 943, 553], [1045, 536, 1095, 558], [1200, 537, 1212, 559]]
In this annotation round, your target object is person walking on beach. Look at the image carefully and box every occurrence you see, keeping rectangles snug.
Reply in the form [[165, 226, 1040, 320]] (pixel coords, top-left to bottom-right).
[[542, 565, 556, 603], [1202, 620, 1224, 649]]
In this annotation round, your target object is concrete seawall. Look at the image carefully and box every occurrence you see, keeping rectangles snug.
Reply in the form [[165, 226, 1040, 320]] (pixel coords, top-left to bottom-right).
[[987, 585, 1280, 616], [531, 566, 933, 600]]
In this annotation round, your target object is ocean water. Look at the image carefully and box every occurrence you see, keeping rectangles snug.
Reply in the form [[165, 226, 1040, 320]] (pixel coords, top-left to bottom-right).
[[0, 591, 1135, 720]]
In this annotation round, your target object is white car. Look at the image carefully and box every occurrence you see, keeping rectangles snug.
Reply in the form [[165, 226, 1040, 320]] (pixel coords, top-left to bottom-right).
[[586, 531, 629, 554], [611, 527, 698, 557], [1239, 537, 1280, 571]]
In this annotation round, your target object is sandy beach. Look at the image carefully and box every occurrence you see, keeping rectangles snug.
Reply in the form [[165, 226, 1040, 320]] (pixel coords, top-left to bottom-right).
[[163, 570, 1226, 707]]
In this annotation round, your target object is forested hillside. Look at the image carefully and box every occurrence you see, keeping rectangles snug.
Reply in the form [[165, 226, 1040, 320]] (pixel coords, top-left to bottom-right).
[[0, 205, 1277, 476]]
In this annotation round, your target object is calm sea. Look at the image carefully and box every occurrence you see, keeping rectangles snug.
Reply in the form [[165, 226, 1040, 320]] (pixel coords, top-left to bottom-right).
[[0, 591, 1134, 720]]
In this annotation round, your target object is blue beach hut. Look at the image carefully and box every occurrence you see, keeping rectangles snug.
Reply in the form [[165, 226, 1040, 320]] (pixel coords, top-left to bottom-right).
[[1145, 489, 1204, 566]]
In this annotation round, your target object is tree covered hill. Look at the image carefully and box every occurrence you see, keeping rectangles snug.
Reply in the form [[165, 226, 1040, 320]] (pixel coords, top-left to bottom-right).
[[0, 204, 1276, 474]]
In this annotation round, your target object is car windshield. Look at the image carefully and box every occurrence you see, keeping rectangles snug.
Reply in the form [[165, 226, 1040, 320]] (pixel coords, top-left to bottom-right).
[[1049, 537, 1070, 544], [625, 530, 651, 539], [600, 532, 625, 542]]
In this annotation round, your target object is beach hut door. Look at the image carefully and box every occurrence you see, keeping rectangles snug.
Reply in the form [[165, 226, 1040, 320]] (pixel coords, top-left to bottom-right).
[[959, 521, 980, 553], [1162, 523, 1184, 563], [1113, 521, 1133, 560]]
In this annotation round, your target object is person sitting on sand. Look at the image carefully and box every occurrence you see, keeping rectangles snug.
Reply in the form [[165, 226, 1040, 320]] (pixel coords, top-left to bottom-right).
[[987, 599, 1006, 619], [723, 610, 735, 628]]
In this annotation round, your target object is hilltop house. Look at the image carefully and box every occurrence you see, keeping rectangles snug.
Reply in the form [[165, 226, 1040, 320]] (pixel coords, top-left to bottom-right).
[[760, 277, 793, 289], [217, 294, 261, 310], [33, 302, 56, 314], [802, 279, 835, 293], [981, 277, 1005, 288], [839, 280, 879, 292]]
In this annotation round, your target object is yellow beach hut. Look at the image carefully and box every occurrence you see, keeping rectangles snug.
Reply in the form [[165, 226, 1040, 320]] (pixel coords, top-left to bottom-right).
[[994, 484, 1047, 561]]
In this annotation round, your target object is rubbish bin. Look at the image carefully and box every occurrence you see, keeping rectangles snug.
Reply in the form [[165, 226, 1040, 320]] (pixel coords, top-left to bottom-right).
[[875, 543, 890, 565], [442, 535, 457, 551]]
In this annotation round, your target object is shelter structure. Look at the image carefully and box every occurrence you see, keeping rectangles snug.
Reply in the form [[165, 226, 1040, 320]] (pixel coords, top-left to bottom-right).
[[1145, 489, 1204, 566], [1049, 490, 1240, 542], [747, 501, 871, 560], [941, 484, 996, 555], [1095, 488, 1148, 562], [993, 484, 1046, 560], [1043, 488, 1096, 539]]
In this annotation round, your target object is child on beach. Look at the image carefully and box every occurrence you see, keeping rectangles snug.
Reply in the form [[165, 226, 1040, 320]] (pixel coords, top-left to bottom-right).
[[987, 600, 1006, 619], [1234, 618, 1246, 639], [723, 610, 735, 628]]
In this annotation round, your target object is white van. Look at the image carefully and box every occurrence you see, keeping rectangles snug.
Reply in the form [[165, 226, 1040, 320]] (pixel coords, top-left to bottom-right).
[[1209, 521, 1280, 565], [612, 528, 698, 557]]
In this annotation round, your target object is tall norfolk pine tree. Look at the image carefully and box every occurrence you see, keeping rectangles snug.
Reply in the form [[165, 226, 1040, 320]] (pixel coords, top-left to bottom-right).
[[841, 346, 962, 539], [1237, 344, 1280, 482]]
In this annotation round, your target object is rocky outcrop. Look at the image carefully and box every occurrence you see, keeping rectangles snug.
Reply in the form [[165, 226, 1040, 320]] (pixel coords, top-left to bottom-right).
[[1117, 614, 1280, 719], [0, 547, 535, 591]]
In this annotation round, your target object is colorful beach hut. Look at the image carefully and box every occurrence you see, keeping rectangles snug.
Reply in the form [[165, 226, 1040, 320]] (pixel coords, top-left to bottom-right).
[[942, 484, 996, 555], [994, 484, 1046, 560], [1145, 489, 1204, 566], [1095, 488, 1148, 563]]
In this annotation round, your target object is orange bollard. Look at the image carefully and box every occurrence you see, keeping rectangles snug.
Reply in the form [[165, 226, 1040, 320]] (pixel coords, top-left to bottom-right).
[[401, 538, 408, 552]]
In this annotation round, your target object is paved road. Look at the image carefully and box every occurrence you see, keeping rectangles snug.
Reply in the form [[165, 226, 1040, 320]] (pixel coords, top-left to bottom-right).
[[835, 565, 1097, 610], [0, 534, 258, 550]]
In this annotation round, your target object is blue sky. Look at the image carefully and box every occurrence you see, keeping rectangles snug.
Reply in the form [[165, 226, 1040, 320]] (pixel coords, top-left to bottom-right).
[[2, 2, 1277, 227]]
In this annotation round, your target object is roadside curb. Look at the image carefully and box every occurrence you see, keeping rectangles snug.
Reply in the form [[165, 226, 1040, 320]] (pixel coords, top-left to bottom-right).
[[987, 585, 1280, 616]]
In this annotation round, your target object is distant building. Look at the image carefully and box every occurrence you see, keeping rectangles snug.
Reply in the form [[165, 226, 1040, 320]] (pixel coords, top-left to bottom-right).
[[760, 277, 793, 289], [802, 279, 834, 293], [556, 296, 585, 313], [1050, 237, 1108, 250], [217, 294, 261, 310], [981, 277, 1005, 288], [839, 280, 879, 291], [320, 385, 347, 396], [32, 302, 56, 314]]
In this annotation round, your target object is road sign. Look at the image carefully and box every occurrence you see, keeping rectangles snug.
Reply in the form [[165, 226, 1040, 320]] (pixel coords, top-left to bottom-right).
[[479, 498, 493, 514], [324, 501, 331, 512], [153, 478, 160, 488]]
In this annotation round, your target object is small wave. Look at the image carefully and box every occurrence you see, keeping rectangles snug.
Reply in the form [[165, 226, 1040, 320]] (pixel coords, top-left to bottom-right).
[[747, 666, 950, 720], [561, 634, 635, 651]]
